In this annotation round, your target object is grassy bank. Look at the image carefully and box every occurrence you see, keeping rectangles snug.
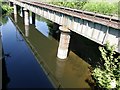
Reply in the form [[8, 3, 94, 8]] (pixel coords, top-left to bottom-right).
[[49, 0, 119, 16]]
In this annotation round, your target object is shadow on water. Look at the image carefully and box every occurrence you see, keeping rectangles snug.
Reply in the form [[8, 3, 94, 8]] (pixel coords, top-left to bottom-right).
[[69, 31, 103, 67]]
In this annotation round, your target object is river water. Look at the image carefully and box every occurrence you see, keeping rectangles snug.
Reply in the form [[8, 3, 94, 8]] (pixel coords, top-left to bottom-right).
[[1, 16, 53, 88], [1, 11, 101, 88]]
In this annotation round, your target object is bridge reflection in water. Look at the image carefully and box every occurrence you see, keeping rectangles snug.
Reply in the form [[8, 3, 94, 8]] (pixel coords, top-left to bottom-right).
[[10, 11, 102, 88]]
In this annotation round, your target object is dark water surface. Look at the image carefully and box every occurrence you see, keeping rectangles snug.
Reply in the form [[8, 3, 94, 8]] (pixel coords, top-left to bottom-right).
[[1, 10, 101, 88], [2, 17, 53, 88]]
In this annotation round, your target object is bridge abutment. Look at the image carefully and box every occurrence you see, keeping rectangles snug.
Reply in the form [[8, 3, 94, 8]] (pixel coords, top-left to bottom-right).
[[57, 26, 71, 59]]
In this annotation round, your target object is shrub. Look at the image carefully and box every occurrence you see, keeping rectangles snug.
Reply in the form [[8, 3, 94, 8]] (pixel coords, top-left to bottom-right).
[[2, 4, 13, 14], [92, 42, 120, 89]]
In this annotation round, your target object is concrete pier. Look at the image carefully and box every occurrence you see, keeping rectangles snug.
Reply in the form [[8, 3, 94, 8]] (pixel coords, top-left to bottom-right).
[[57, 26, 71, 59], [24, 8, 29, 25], [32, 12, 35, 25], [13, 4, 17, 15]]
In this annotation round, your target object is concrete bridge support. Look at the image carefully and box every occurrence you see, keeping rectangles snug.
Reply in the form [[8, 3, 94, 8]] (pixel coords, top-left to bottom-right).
[[13, 4, 17, 15], [32, 12, 35, 25], [57, 26, 71, 59], [24, 8, 29, 26]]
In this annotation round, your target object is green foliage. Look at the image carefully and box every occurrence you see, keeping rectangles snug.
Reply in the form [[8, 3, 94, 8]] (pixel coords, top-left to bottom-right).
[[49, 0, 118, 16], [1, 4, 13, 14], [0, 15, 8, 25], [92, 42, 120, 89], [83, 2, 118, 16]]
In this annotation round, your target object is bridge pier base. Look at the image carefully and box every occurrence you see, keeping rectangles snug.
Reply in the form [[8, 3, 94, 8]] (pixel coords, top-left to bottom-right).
[[13, 4, 17, 15], [24, 8, 29, 25], [32, 12, 35, 25], [57, 26, 71, 59]]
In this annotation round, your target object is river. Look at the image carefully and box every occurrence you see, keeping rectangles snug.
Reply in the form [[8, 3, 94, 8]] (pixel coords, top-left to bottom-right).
[[1, 11, 101, 88]]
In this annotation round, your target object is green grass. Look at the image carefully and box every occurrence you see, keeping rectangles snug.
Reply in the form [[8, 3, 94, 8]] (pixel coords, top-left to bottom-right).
[[82, 2, 118, 16], [48, 0, 119, 16]]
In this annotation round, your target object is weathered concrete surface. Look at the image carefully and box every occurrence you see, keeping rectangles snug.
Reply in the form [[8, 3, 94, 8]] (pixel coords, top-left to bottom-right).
[[57, 26, 71, 59]]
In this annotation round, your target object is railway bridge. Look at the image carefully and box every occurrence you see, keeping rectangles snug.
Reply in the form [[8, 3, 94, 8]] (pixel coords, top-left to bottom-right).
[[9, 0, 120, 59]]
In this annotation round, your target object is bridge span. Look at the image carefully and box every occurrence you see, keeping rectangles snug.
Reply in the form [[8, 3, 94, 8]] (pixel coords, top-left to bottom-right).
[[9, 0, 120, 59]]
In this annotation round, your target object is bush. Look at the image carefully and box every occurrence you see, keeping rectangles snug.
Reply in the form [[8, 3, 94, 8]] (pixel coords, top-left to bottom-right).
[[92, 42, 120, 89], [2, 4, 13, 14]]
